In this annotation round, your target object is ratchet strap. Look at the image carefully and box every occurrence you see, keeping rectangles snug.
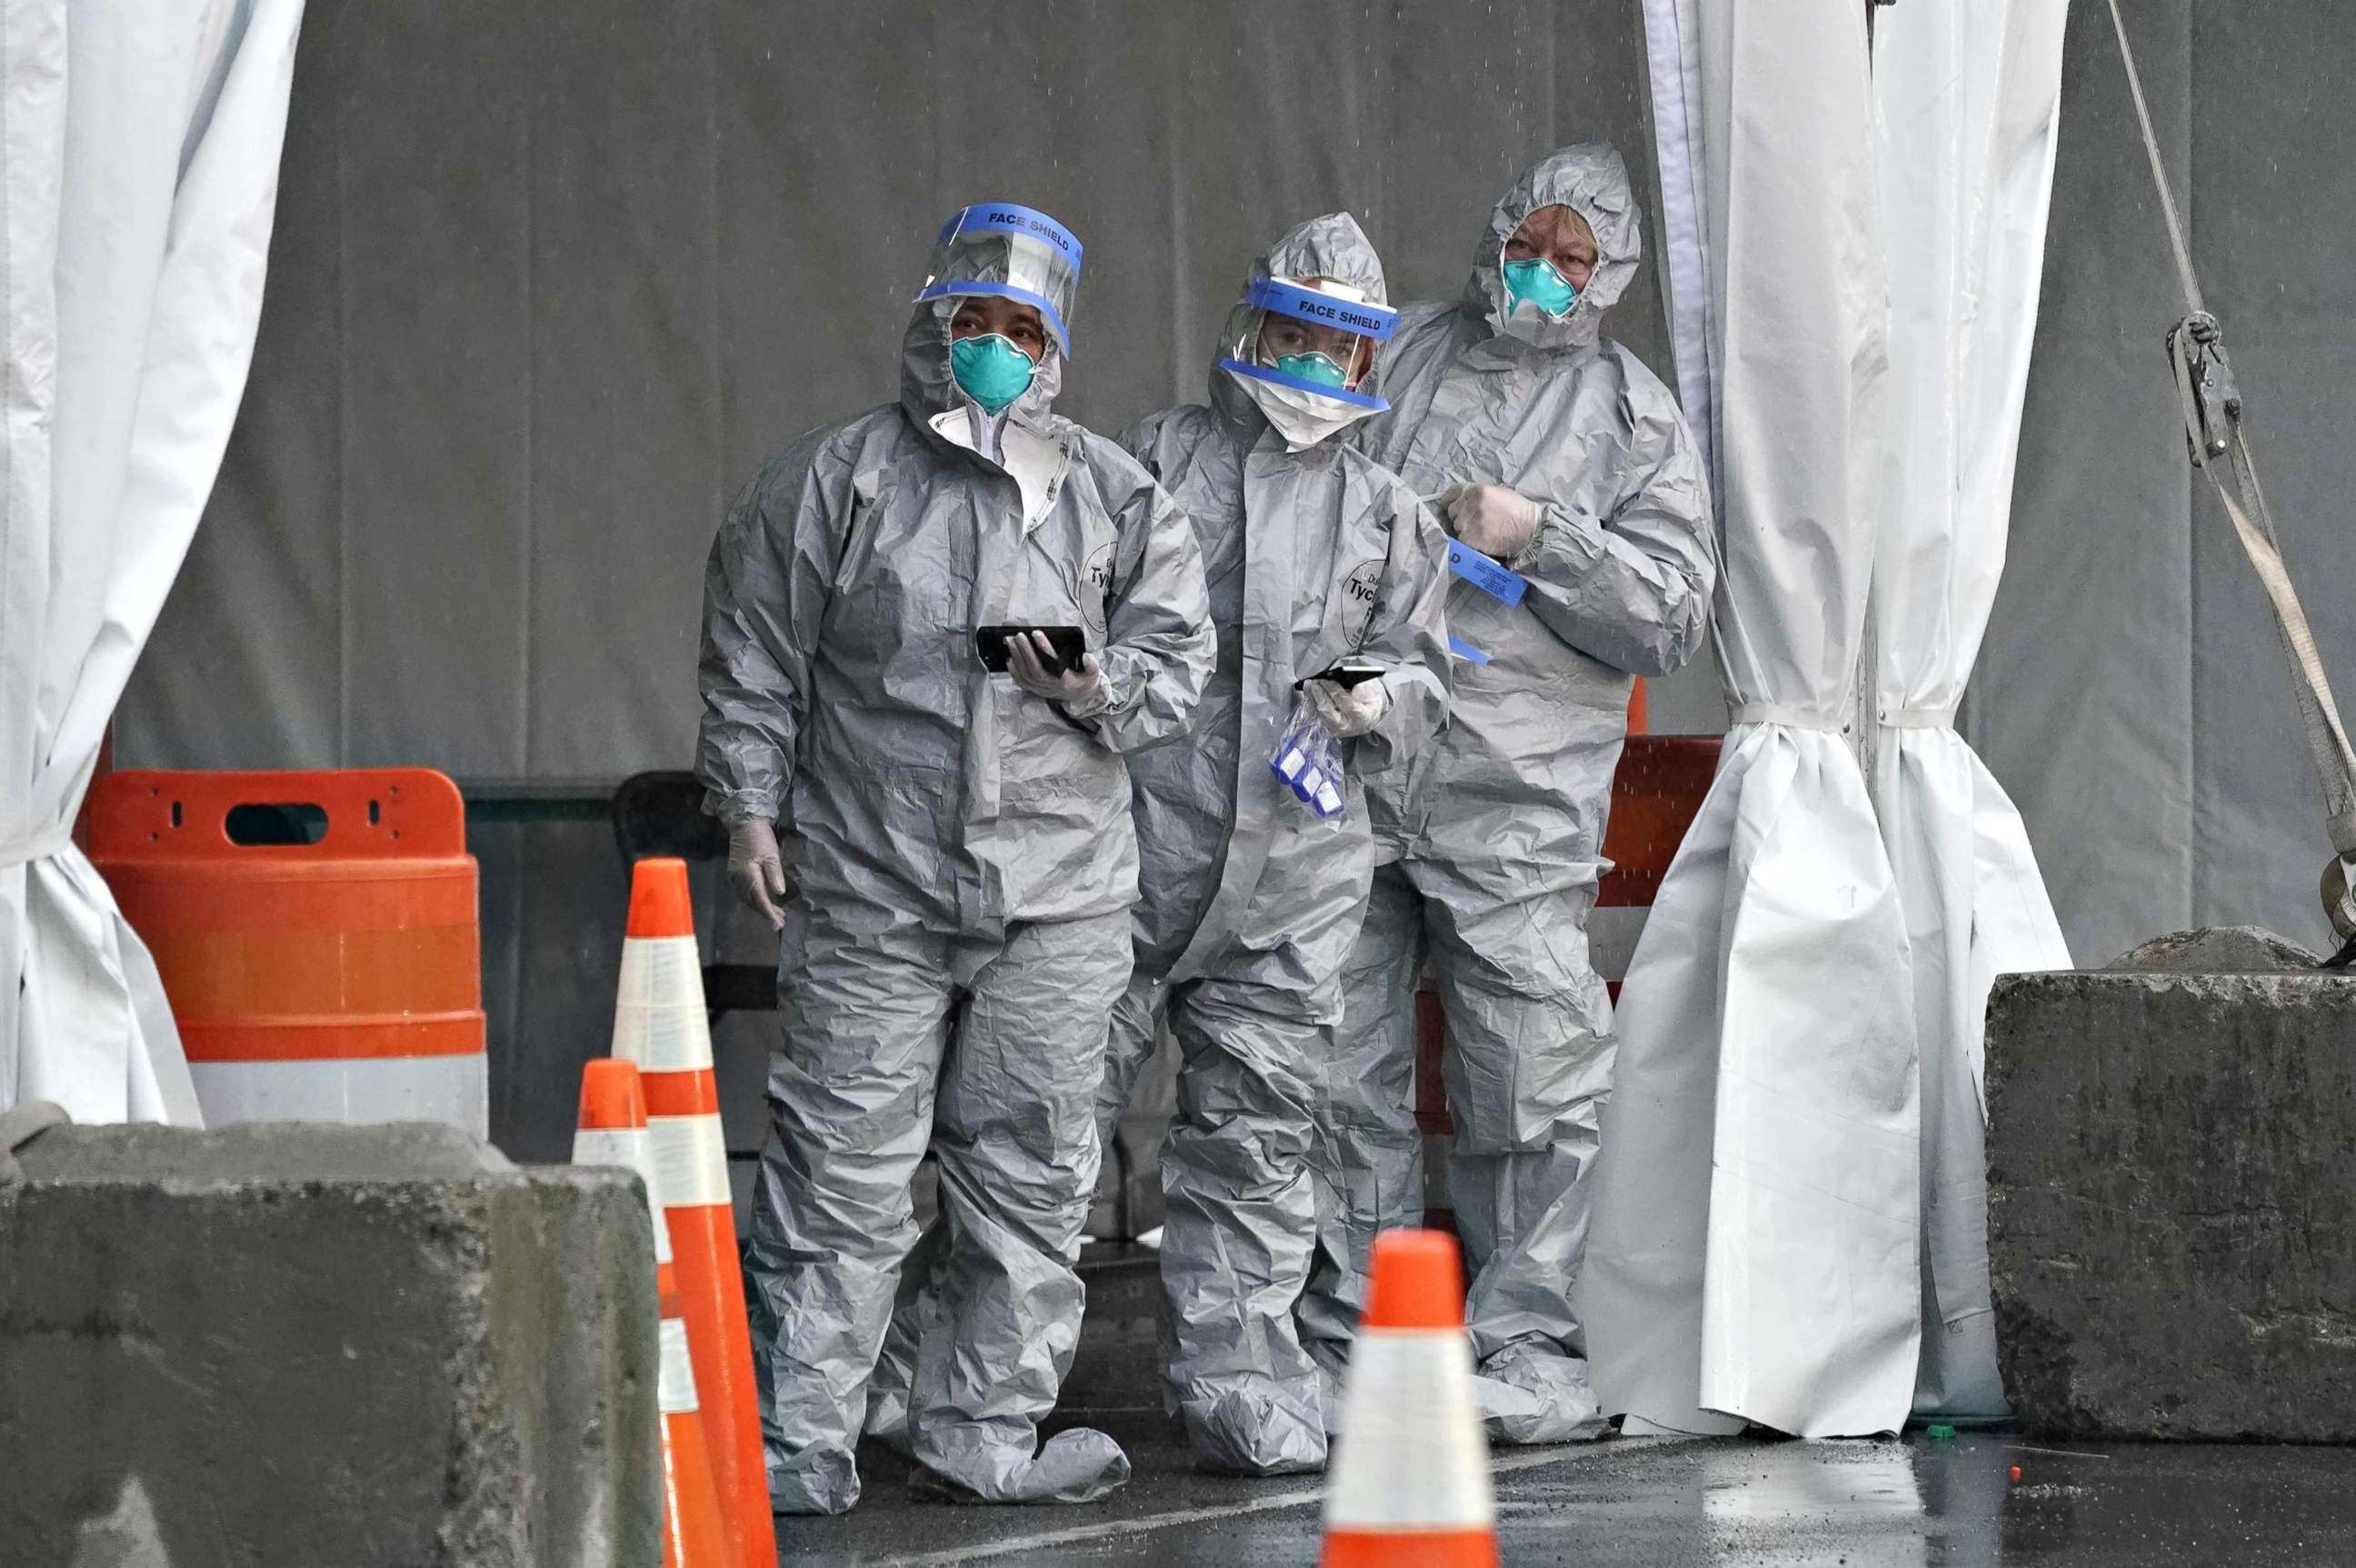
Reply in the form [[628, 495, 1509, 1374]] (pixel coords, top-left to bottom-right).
[[2110, 0, 2356, 863]]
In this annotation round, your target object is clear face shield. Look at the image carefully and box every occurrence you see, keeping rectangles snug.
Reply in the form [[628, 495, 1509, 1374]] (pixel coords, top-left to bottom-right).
[[914, 202, 1084, 355], [1220, 276, 1394, 404], [1217, 276, 1397, 449]]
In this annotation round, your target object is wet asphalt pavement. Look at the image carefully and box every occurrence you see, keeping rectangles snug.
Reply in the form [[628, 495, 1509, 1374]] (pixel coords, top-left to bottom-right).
[[776, 1424, 2356, 1567], [771, 1253, 2356, 1566]]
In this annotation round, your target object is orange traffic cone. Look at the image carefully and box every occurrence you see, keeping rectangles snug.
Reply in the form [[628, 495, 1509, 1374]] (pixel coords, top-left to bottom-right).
[[574, 1059, 730, 1568], [1320, 1230, 1499, 1568], [613, 858, 775, 1568]]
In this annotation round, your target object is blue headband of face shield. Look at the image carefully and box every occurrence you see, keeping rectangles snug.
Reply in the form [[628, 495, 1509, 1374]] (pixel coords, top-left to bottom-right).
[[1217, 276, 1400, 410], [913, 202, 1083, 352]]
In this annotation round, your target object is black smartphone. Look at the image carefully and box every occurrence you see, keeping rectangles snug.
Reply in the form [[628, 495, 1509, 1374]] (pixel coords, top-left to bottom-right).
[[1295, 661, 1386, 691], [976, 625, 1088, 675]]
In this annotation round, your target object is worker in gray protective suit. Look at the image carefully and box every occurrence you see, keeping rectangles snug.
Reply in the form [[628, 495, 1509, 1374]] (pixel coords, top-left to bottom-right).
[[864, 213, 1451, 1478], [698, 201, 1213, 1513], [1115, 213, 1452, 1474], [1303, 145, 1716, 1445]]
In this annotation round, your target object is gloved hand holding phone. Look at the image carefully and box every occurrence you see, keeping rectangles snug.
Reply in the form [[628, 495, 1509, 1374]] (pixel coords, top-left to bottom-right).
[[1008, 629, 1107, 712]]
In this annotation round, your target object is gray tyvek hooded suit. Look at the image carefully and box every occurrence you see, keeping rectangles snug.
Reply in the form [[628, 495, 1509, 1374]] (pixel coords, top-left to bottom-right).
[[1109, 213, 1453, 1474], [1314, 145, 1715, 1444], [698, 242, 1213, 1511]]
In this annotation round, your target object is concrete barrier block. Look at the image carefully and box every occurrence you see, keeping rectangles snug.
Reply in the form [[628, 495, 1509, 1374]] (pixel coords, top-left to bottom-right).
[[1986, 939, 2356, 1440], [0, 1122, 662, 1567]]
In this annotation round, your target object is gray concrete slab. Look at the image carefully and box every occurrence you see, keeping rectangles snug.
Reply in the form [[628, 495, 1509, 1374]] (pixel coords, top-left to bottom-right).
[[1986, 958, 2356, 1439], [0, 1121, 662, 1568]]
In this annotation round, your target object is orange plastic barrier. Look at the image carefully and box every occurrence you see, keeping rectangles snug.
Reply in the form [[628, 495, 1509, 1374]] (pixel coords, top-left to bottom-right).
[[1593, 734, 1724, 914], [88, 768, 485, 1134]]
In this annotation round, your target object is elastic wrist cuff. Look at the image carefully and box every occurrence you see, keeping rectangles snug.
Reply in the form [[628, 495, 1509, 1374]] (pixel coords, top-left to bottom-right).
[[1061, 684, 1114, 719]]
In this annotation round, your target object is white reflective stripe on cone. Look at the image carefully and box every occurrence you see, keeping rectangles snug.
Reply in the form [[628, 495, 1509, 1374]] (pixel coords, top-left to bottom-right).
[[612, 934, 715, 1075], [571, 1125, 673, 1265], [646, 1113, 732, 1208], [572, 1127, 646, 1167], [614, 934, 704, 1006], [658, 1316, 701, 1415], [612, 999, 717, 1075], [1323, 1329, 1493, 1529], [191, 1055, 488, 1139]]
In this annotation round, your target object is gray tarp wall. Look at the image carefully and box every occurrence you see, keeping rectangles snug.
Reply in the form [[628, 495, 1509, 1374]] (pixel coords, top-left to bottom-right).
[[125, 0, 1698, 784], [118, 3, 2356, 1154], [1975, 2, 2356, 968]]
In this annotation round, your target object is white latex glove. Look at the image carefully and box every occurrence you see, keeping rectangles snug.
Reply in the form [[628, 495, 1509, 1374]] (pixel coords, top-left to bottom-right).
[[725, 818, 791, 932], [1445, 483, 1544, 561], [1008, 631, 1107, 713], [1307, 676, 1388, 739]]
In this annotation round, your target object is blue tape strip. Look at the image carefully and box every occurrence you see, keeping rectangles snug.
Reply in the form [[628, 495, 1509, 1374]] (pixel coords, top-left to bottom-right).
[[1447, 540, 1527, 605], [1243, 277, 1397, 341], [938, 202, 1083, 269], [1448, 634, 1491, 664], [915, 280, 1073, 352], [1219, 356, 1388, 412]]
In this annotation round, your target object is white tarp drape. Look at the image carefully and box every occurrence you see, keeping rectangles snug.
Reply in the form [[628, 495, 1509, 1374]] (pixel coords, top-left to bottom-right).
[[0, 0, 304, 1123], [1872, 0, 2073, 1419], [1582, 0, 1922, 1437], [1586, 0, 2075, 1438]]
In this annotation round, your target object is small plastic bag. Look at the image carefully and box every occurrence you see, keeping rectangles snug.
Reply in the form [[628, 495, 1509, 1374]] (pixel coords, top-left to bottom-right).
[[1270, 702, 1317, 792], [1269, 694, 1347, 819]]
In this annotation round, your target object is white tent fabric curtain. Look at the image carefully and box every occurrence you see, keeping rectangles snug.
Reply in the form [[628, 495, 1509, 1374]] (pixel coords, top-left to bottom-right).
[[0, 0, 304, 1124], [1581, 0, 1922, 1437], [1872, 0, 2073, 1419]]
